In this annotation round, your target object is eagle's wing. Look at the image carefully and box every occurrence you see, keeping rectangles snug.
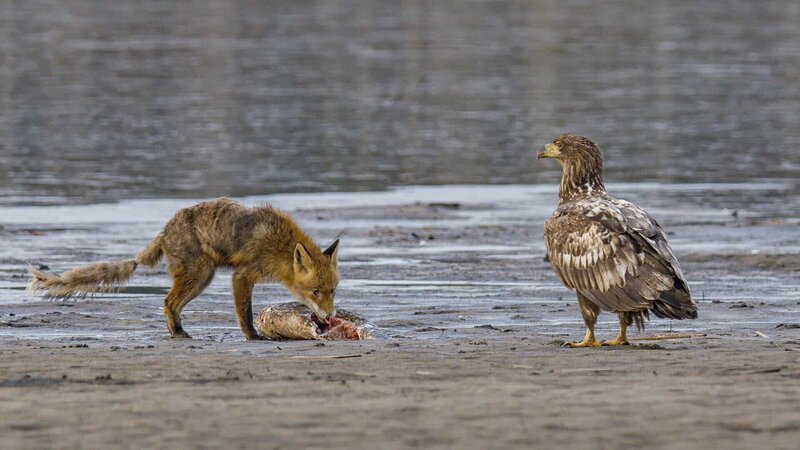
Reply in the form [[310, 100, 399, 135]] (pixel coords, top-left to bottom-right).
[[610, 198, 690, 285], [609, 198, 696, 318], [544, 198, 695, 318]]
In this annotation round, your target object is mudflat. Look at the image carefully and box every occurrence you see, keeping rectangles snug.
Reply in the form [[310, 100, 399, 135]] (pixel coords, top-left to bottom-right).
[[2, 329, 800, 450], [1, 185, 799, 449], [2, 328, 800, 449]]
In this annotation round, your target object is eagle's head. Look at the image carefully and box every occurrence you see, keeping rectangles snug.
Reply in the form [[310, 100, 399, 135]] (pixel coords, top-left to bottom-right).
[[538, 134, 606, 200], [537, 134, 603, 165]]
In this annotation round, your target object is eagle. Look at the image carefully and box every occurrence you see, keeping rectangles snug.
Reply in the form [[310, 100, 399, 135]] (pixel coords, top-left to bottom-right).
[[538, 134, 697, 347]]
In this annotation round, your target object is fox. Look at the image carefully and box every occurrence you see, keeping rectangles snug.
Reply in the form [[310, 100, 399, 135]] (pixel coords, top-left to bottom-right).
[[27, 198, 340, 340]]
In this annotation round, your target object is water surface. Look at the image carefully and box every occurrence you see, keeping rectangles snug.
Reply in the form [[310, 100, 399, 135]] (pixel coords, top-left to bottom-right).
[[0, 1, 798, 206]]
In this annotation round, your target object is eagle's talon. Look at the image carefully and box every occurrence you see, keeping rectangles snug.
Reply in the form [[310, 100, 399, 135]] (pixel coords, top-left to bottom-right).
[[563, 339, 602, 348]]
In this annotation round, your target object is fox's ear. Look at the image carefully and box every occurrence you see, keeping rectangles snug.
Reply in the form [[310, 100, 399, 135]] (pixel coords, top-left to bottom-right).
[[323, 239, 340, 267], [294, 242, 312, 273]]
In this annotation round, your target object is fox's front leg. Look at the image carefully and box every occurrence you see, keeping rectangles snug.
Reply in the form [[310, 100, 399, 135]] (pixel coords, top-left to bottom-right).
[[232, 271, 263, 340]]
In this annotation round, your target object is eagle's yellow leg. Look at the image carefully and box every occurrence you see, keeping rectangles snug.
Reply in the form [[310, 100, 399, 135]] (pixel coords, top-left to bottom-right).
[[565, 293, 602, 348], [565, 328, 602, 348], [602, 313, 631, 346]]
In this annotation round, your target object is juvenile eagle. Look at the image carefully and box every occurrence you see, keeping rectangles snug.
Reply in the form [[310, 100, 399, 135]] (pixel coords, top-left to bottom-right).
[[539, 134, 697, 347]]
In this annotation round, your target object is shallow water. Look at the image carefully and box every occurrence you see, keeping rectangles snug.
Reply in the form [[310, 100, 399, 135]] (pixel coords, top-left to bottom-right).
[[1, 184, 798, 343], [0, 1, 798, 206]]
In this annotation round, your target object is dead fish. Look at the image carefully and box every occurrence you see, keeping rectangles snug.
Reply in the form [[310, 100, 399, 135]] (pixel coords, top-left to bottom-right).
[[255, 302, 386, 340]]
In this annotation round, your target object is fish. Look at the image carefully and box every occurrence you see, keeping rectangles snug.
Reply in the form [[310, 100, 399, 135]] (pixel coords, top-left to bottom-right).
[[255, 302, 386, 340]]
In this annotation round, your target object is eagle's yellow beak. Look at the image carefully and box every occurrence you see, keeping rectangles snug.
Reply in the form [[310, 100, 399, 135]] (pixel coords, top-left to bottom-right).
[[537, 143, 561, 159]]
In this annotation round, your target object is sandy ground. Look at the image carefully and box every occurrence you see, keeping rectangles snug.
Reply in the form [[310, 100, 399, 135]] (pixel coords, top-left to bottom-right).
[[1, 184, 799, 449], [2, 329, 800, 450]]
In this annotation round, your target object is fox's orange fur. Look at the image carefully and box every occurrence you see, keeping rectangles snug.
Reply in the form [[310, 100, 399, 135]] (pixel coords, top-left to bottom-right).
[[27, 198, 340, 340]]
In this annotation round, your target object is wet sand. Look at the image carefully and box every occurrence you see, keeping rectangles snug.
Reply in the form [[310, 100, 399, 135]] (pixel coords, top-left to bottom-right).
[[1, 184, 799, 449]]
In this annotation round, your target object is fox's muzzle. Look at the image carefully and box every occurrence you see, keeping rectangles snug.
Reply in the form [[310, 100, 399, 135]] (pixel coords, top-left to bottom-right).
[[314, 308, 337, 324], [302, 298, 334, 323]]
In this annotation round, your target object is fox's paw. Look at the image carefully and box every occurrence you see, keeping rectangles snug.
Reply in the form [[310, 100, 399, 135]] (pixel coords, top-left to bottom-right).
[[170, 330, 193, 339], [245, 333, 266, 341]]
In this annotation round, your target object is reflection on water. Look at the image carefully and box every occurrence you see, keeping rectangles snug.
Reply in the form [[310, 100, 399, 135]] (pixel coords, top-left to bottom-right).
[[0, 1, 798, 205]]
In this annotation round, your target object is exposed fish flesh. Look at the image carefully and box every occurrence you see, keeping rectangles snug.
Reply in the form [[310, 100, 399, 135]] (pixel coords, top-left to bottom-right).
[[255, 302, 385, 340]]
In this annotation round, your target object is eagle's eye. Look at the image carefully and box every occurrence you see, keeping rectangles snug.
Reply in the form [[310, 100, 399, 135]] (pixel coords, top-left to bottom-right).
[[555, 141, 564, 149]]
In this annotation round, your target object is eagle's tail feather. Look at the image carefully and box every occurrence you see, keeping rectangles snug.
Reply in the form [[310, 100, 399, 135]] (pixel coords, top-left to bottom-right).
[[650, 277, 697, 320]]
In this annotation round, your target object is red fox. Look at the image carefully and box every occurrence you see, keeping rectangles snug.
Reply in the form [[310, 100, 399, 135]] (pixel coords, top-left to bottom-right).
[[27, 198, 340, 340]]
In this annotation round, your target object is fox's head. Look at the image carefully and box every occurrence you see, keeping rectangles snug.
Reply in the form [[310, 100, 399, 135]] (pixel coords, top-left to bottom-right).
[[290, 239, 340, 322]]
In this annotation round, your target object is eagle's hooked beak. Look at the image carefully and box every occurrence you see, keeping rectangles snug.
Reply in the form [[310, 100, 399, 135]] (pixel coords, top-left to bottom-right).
[[537, 143, 561, 159]]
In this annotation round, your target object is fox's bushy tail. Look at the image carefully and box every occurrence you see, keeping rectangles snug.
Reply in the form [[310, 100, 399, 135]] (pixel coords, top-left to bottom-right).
[[27, 235, 164, 300]]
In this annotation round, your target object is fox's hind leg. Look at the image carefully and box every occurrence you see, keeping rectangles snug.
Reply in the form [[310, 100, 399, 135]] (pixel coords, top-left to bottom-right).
[[163, 258, 215, 339]]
